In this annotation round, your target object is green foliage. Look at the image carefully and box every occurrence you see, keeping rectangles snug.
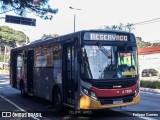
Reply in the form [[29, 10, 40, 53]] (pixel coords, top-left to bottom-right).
[[101, 23, 153, 48], [31, 33, 59, 44], [0, 26, 27, 53], [41, 33, 59, 38], [141, 80, 160, 89], [102, 23, 160, 48], [0, 54, 4, 62], [101, 23, 134, 32], [0, 26, 17, 42], [136, 37, 152, 48], [0, 0, 58, 20], [0, 26, 26, 43], [152, 42, 160, 46], [0, 54, 9, 62]]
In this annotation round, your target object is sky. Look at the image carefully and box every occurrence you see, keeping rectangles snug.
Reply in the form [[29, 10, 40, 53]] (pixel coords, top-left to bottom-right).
[[0, 0, 160, 42]]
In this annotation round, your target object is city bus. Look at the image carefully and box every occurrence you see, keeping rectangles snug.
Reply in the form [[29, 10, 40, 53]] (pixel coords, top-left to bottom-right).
[[10, 30, 140, 110]]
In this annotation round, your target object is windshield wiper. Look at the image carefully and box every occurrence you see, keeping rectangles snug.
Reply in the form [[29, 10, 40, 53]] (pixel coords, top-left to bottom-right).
[[96, 42, 111, 58]]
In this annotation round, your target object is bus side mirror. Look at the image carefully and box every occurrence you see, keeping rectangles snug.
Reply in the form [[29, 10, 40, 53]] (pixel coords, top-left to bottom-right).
[[77, 51, 82, 64]]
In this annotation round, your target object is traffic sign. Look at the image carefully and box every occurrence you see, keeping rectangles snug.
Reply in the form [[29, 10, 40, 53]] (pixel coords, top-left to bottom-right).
[[5, 15, 36, 26]]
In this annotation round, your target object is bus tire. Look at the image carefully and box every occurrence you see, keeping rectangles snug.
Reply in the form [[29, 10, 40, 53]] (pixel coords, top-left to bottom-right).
[[20, 81, 27, 97], [53, 88, 62, 111]]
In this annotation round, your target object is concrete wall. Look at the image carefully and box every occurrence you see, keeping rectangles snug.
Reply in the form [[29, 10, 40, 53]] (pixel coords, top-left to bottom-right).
[[138, 53, 160, 76]]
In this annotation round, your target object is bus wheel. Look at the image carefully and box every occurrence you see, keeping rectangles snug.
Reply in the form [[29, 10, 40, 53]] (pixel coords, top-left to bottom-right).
[[53, 88, 62, 111], [20, 82, 27, 97]]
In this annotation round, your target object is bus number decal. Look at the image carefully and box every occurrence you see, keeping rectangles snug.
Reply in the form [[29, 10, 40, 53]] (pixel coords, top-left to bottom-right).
[[122, 89, 132, 94]]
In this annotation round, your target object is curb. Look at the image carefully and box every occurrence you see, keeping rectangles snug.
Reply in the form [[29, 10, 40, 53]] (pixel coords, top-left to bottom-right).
[[140, 87, 160, 94], [0, 72, 9, 75]]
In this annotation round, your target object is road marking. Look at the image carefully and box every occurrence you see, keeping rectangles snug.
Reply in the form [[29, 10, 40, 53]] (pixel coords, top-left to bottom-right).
[[141, 91, 154, 94], [0, 94, 40, 120], [140, 117, 159, 120], [141, 91, 160, 96], [0, 80, 9, 84]]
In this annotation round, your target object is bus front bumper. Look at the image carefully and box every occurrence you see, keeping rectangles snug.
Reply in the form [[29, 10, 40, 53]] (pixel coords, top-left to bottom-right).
[[80, 93, 140, 109]]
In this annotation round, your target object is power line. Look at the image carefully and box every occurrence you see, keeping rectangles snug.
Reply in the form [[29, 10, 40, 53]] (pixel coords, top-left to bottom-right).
[[134, 20, 160, 26], [133, 17, 160, 26]]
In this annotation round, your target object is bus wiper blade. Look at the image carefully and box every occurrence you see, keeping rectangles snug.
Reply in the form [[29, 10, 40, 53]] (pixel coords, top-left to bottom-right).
[[96, 42, 111, 58]]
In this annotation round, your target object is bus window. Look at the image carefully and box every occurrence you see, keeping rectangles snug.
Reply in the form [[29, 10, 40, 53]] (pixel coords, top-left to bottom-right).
[[80, 45, 137, 80]]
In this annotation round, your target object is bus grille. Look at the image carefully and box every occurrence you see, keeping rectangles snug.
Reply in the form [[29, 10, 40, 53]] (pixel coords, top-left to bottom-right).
[[99, 94, 135, 105], [94, 80, 137, 89]]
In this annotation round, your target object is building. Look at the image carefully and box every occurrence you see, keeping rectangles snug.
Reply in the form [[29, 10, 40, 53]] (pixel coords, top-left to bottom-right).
[[138, 46, 160, 76]]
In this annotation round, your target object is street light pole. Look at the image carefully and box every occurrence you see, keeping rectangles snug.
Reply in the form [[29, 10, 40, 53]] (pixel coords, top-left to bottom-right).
[[69, 6, 81, 32], [74, 14, 76, 32]]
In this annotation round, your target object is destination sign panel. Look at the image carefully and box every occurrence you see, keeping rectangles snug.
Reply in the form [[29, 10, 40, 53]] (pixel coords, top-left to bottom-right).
[[83, 32, 128, 41]]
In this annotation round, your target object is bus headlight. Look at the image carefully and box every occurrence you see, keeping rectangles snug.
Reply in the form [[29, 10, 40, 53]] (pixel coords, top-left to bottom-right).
[[82, 88, 98, 100], [135, 79, 140, 96], [83, 88, 89, 95], [90, 91, 97, 100]]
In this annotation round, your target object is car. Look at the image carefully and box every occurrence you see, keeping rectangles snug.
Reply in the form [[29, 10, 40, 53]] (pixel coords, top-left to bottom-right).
[[142, 68, 159, 77]]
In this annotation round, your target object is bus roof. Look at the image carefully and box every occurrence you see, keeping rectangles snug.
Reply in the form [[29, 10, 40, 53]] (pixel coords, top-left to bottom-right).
[[11, 30, 135, 51]]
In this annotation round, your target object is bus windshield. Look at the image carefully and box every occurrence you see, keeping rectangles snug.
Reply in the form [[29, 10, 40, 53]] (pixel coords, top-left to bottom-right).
[[80, 45, 137, 80]]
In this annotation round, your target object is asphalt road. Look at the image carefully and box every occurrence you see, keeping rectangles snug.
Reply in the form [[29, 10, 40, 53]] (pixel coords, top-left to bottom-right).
[[0, 73, 160, 120]]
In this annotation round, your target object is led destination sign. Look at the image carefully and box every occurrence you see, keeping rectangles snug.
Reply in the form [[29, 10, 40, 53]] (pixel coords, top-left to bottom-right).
[[84, 32, 128, 41]]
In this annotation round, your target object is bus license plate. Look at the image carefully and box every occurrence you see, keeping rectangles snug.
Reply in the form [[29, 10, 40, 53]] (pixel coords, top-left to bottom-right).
[[113, 99, 123, 104]]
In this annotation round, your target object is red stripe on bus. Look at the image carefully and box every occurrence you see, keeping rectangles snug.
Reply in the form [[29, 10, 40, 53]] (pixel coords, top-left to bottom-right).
[[91, 84, 138, 97]]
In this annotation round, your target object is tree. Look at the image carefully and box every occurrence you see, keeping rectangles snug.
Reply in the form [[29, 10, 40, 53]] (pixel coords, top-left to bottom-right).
[[101, 23, 153, 48], [0, 26, 27, 53], [41, 33, 59, 39], [136, 37, 152, 48], [101, 23, 134, 32], [0, 0, 58, 20], [152, 42, 160, 46], [30, 33, 59, 44]]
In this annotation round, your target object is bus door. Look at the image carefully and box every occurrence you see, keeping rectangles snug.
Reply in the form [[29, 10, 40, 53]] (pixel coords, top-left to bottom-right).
[[26, 50, 34, 94], [63, 42, 76, 106], [10, 52, 17, 88]]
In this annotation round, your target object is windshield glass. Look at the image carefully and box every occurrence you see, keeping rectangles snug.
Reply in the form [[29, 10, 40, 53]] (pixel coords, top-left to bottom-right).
[[80, 45, 137, 80]]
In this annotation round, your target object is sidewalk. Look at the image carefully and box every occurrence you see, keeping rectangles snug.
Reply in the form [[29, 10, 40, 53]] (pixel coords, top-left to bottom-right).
[[0, 70, 9, 74], [140, 87, 160, 94]]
